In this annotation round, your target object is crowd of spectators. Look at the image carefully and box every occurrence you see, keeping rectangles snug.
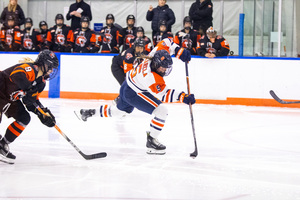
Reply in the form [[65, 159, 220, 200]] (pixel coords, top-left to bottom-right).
[[0, 0, 230, 58]]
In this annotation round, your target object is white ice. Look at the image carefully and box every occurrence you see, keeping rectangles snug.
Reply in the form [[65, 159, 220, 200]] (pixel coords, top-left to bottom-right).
[[1, 98, 300, 200]]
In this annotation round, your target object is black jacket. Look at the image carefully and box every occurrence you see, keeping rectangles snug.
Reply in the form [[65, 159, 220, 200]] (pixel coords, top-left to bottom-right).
[[66, 0, 92, 30], [146, 4, 175, 33], [189, 0, 213, 32], [0, 5, 25, 27]]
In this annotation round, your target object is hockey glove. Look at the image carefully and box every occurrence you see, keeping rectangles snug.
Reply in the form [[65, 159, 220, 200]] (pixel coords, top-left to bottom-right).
[[36, 107, 56, 127], [179, 92, 196, 105], [22, 87, 39, 106], [175, 47, 191, 62], [10, 90, 26, 101]]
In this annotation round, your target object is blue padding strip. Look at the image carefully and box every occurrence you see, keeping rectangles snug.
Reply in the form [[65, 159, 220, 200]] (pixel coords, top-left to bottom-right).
[[239, 13, 245, 57], [49, 52, 61, 98]]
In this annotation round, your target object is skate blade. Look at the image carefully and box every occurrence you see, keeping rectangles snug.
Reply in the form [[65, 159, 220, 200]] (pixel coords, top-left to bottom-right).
[[146, 148, 166, 155], [0, 155, 15, 165]]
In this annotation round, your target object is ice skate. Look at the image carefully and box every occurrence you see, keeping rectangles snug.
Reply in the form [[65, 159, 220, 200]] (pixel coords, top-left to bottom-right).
[[78, 109, 96, 121], [0, 135, 16, 164], [146, 132, 166, 155]]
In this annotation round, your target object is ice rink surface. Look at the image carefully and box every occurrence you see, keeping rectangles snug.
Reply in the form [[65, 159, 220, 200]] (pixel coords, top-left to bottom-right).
[[1, 98, 300, 200]]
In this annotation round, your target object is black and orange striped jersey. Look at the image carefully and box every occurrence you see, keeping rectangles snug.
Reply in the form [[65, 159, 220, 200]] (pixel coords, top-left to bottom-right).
[[119, 27, 137, 52], [174, 29, 199, 55], [197, 35, 230, 57], [0, 63, 45, 100], [73, 28, 98, 53], [97, 25, 121, 53], [153, 32, 173, 47], [46, 24, 74, 52], [0, 27, 21, 51], [20, 29, 42, 52]]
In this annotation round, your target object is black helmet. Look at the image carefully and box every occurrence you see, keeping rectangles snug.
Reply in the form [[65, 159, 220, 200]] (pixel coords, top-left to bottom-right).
[[39, 21, 48, 29], [134, 38, 145, 48], [7, 15, 15, 21], [81, 16, 90, 23], [25, 17, 33, 25], [106, 14, 115, 21], [151, 50, 173, 77], [126, 15, 135, 22], [35, 50, 59, 79], [183, 16, 192, 25], [136, 26, 144, 34], [159, 20, 167, 27], [55, 14, 64, 21], [80, 16, 90, 28]]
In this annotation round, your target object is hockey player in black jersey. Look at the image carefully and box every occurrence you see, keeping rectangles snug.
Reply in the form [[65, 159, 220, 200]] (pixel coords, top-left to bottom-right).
[[46, 14, 74, 52], [174, 16, 199, 55], [111, 38, 146, 86], [197, 26, 230, 58], [0, 50, 58, 164], [97, 14, 121, 53], [0, 15, 21, 51], [153, 20, 173, 47], [120, 15, 137, 52], [37, 21, 49, 51], [73, 16, 98, 53], [130, 26, 152, 55], [20, 18, 42, 52]]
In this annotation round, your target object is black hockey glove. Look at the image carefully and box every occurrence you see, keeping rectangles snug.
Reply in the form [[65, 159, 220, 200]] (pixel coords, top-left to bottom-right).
[[22, 87, 39, 106], [36, 107, 56, 127], [179, 92, 196, 105], [175, 47, 191, 62]]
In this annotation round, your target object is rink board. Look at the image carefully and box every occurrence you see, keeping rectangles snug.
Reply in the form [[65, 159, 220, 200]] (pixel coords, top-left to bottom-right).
[[1, 52, 300, 107]]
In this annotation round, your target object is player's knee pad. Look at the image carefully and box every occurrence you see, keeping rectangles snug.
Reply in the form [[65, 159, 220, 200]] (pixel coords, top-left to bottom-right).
[[16, 112, 31, 125], [152, 104, 168, 120]]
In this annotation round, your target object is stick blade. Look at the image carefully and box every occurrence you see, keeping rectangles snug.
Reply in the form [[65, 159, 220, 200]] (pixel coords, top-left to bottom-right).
[[190, 150, 198, 159], [270, 90, 300, 104], [80, 152, 107, 160]]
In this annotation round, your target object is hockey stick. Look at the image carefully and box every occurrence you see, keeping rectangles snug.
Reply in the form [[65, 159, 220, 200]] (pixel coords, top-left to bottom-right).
[[33, 103, 107, 160], [185, 62, 198, 158], [270, 90, 300, 104]]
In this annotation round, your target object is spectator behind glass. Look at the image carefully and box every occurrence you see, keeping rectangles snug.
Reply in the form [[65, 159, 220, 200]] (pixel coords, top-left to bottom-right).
[[0, 0, 25, 29], [38, 21, 49, 50], [197, 26, 230, 58], [146, 0, 175, 40], [120, 15, 137, 52], [66, 0, 92, 31], [73, 16, 98, 53], [174, 16, 199, 55], [153, 20, 173, 47], [46, 14, 74, 52], [189, 0, 213, 35], [20, 17, 42, 52], [97, 14, 121, 54], [0, 15, 21, 51]]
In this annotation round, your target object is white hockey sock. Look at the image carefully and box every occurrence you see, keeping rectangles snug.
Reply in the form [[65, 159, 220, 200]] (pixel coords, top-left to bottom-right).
[[150, 104, 168, 138], [97, 105, 127, 118]]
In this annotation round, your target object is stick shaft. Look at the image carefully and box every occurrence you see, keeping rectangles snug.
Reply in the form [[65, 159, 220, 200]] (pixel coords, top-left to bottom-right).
[[185, 62, 198, 155]]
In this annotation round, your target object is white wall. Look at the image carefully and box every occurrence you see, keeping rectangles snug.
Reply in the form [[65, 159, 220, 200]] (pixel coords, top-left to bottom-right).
[[1, 53, 300, 102]]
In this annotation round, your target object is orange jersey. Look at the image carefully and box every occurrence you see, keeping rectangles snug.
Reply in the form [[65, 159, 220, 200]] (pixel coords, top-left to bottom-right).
[[149, 38, 179, 58]]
